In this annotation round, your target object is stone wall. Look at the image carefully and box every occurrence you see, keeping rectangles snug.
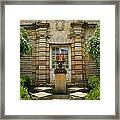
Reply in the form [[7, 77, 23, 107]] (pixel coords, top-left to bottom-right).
[[20, 20, 100, 86]]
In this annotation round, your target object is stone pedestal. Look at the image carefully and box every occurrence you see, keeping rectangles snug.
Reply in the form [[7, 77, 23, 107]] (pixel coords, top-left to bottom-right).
[[55, 73, 66, 94], [54, 68, 67, 94]]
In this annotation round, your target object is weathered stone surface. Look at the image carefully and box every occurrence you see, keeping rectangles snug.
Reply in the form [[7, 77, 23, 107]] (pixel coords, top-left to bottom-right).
[[39, 47, 46, 51], [30, 92, 52, 100], [38, 57, 46, 60], [55, 73, 66, 94], [75, 38, 81, 42], [39, 43, 46, 47], [69, 92, 87, 100], [34, 87, 52, 92], [39, 70, 46, 74], [39, 66, 46, 69], [38, 60, 46, 65], [75, 47, 81, 51], [20, 20, 100, 86], [75, 65, 82, 69], [75, 56, 82, 60], [68, 87, 82, 93]]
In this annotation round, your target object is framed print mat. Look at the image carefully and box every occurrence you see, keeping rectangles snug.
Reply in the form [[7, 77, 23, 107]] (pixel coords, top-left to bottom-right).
[[0, 0, 119, 119]]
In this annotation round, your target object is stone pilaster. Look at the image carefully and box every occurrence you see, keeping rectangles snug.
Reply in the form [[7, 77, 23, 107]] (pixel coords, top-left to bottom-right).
[[70, 21, 86, 82], [34, 24, 50, 85]]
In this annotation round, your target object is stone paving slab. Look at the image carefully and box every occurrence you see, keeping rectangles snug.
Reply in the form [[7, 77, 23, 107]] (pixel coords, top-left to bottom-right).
[[53, 95, 69, 99], [34, 87, 52, 92], [31, 92, 52, 100], [69, 92, 87, 100], [68, 87, 89, 93]]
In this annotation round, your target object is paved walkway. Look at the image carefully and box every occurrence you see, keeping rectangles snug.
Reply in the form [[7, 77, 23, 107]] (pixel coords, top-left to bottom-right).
[[30, 87, 88, 100]]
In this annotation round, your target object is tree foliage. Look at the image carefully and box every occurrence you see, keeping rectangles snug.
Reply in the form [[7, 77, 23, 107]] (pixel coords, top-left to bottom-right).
[[20, 27, 32, 55], [85, 25, 100, 100], [86, 25, 100, 66]]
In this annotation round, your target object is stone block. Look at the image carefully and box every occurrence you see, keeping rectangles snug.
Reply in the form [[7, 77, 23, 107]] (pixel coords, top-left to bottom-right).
[[46, 44, 49, 47], [32, 61, 36, 65], [75, 38, 81, 42], [71, 44, 75, 47], [75, 36, 81, 39], [71, 52, 75, 56], [75, 43, 81, 47], [72, 70, 75, 74], [46, 47, 50, 52], [39, 70, 46, 74], [75, 47, 81, 51], [38, 61, 46, 65], [75, 65, 82, 69], [39, 38, 46, 42], [75, 56, 82, 60], [46, 70, 49, 74], [46, 52, 50, 57], [39, 43, 46, 47], [71, 48, 75, 51], [39, 75, 46, 79], [39, 66, 46, 69], [39, 47, 46, 51], [75, 61, 82, 64], [39, 57, 46, 60], [46, 61, 49, 65], [39, 52, 46, 56], [75, 51, 82, 55]]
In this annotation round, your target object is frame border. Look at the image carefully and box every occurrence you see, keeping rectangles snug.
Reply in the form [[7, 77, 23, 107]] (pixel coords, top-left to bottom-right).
[[0, 0, 119, 119]]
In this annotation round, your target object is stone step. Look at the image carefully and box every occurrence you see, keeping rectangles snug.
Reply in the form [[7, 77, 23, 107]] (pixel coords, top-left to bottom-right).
[[53, 95, 69, 99]]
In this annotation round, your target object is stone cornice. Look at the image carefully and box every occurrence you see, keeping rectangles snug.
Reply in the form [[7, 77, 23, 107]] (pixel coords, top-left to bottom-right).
[[20, 22, 50, 30], [70, 21, 97, 28]]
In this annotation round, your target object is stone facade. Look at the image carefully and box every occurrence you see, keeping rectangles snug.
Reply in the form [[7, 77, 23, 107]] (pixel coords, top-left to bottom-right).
[[20, 20, 100, 86]]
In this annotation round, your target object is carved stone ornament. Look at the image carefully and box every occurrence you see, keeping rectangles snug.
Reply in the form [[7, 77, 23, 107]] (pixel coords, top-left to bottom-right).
[[56, 20, 65, 31]]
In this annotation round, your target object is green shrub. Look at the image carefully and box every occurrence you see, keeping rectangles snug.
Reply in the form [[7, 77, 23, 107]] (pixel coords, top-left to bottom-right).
[[20, 86, 31, 100], [85, 84, 100, 100], [20, 27, 32, 55], [85, 75, 100, 100], [20, 74, 31, 90], [86, 25, 100, 66], [87, 75, 100, 90]]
